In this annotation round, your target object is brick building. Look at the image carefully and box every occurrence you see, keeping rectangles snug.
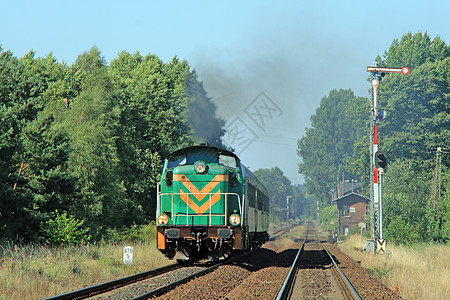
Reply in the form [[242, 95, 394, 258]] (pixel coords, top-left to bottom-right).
[[332, 192, 370, 236]]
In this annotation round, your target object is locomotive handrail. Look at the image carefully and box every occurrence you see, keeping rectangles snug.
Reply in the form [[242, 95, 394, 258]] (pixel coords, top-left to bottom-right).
[[157, 192, 241, 226]]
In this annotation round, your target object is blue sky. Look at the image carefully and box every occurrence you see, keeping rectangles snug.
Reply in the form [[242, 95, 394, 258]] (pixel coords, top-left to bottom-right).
[[1, 1, 448, 185]]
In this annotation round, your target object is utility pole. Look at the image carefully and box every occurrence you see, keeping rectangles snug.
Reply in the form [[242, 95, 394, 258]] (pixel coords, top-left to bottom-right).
[[431, 146, 448, 208], [432, 147, 442, 208], [286, 196, 292, 220], [317, 200, 320, 223], [367, 63, 409, 252]]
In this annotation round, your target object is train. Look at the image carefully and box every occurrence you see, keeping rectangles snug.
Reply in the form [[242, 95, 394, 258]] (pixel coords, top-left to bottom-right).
[[156, 144, 269, 260]]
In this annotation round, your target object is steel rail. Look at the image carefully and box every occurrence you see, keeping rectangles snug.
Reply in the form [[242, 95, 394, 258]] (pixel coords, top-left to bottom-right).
[[275, 234, 361, 300], [321, 243, 361, 300], [275, 240, 306, 300], [270, 223, 297, 240], [130, 262, 222, 300], [130, 247, 258, 300], [43, 263, 181, 300]]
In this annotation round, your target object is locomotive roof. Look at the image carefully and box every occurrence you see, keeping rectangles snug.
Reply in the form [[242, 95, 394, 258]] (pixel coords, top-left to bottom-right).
[[166, 145, 239, 160], [166, 145, 269, 196]]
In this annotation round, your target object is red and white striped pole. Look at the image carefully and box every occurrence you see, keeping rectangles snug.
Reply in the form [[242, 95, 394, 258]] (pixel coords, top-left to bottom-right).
[[371, 78, 380, 238]]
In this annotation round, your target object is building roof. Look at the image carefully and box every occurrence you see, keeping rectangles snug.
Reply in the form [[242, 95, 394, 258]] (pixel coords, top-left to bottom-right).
[[331, 192, 370, 203], [339, 181, 362, 195]]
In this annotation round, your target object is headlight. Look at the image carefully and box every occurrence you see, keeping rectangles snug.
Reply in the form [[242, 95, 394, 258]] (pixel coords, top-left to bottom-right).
[[194, 161, 207, 173], [229, 214, 241, 226], [158, 214, 169, 225]]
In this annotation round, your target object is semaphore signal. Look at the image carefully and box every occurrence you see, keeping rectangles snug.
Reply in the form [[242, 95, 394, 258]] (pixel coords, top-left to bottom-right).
[[366, 62, 409, 251], [367, 66, 410, 75]]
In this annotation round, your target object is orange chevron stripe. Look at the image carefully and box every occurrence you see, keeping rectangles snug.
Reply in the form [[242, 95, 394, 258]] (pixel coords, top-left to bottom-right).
[[180, 189, 222, 214], [176, 175, 226, 201]]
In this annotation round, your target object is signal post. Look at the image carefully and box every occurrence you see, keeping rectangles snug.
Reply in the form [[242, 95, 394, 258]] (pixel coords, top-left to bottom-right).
[[367, 64, 409, 253]]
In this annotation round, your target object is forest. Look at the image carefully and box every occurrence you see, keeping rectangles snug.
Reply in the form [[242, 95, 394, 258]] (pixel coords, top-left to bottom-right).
[[1, 32, 448, 245], [298, 32, 449, 243], [0, 46, 225, 242]]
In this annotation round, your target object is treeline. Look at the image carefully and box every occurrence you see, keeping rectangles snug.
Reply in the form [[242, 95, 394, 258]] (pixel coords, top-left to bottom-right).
[[253, 166, 315, 222], [0, 46, 225, 242], [297, 32, 450, 243]]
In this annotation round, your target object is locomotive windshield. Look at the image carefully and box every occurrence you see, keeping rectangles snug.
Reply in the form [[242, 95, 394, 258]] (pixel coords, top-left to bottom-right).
[[219, 154, 237, 169], [167, 154, 187, 169], [166, 148, 238, 169]]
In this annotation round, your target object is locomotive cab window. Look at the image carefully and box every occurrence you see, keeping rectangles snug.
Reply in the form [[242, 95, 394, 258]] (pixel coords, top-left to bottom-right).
[[167, 154, 186, 169], [219, 154, 237, 169]]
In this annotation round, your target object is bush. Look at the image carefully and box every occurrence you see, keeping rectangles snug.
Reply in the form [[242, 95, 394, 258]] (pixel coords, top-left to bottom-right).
[[384, 215, 420, 244], [40, 210, 91, 246], [319, 205, 338, 231], [103, 222, 156, 243]]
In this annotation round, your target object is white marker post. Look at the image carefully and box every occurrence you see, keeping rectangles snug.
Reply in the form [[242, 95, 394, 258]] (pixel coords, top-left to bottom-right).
[[123, 246, 133, 266]]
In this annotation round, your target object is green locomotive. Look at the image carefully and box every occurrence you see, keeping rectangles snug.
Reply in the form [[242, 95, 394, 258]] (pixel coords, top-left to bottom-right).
[[156, 145, 269, 260]]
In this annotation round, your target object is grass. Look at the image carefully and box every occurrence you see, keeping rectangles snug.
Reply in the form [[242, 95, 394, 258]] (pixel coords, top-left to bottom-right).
[[4, 227, 447, 299], [3, 221, 290, 299], [339, 234, 450, 300], [0, 240, 171, 300]]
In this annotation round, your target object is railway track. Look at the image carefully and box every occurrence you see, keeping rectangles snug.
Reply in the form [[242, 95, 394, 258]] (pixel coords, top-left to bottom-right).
[[43, 263, 183, 299], [270, 223, 299, 241], [44, 224, 400, 299], [276, 235, 361, 299], [44, 250, 257, 300], [129, 260, 225, 300]]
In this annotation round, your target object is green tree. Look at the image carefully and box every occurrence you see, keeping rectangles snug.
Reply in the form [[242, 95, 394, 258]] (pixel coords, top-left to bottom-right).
[[61, 48, 125, 235], [319, 205, 337, 231], [108, 52, 190, 222], [378, 32, 449, 71], [377, 58, 450, 163], [0, 49, 30, 239], [0, 48, 69, 240], [297, 89, 369, 202], [253, 166, 292, 220], [382, 159, 431, 242], [108, 51, 226, 222], [16, 54, 76, 227], [253, 167, 312, 221]]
